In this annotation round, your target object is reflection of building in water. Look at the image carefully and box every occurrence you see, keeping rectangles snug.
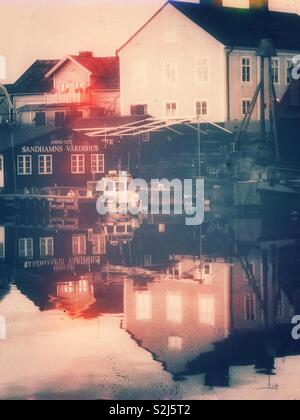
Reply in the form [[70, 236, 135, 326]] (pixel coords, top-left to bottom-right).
[[50, 275, 96, 319], [124, 258, 230, 375], [50, 272, 124, 319], [124, 255, 294, 376], [1, 225, 106, 274]]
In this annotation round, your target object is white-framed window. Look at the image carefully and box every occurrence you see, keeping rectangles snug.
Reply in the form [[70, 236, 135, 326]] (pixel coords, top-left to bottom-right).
[[272, 58, 280, 85], [165, 102, 177, 118], [167, 292, 183, 323], [195, 57, 209, 84], [63, 282, 74, 293], [92, 234, 106, 255], [199, 295, 215, 326], [163, 59, 178, 87], [72, 235, 86, 256], [17, 155, 32, 176], [74, 82, 85, 93], [132, 59, 147, 88], [242, 99, 251, 116], [195, 100, 208, 117], [0, 226, 5, 259], [19, 238, 33, 258], [241, 57, 251, 83], [135, 291, 152, 320], [79, 279, 88, 293], [286, 59, 293, 85], [168, 336, 183, 351], [71, 154, 85, 174], [60, 82, 69, 94], [245, 293, 256, 321], [40, 237, 54, 257], [38, 155, 53, 175], [91, 154, 105, 174]]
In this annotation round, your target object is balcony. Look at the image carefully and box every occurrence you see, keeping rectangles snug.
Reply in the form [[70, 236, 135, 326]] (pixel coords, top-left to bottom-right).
[[44, 91, 89, 105]]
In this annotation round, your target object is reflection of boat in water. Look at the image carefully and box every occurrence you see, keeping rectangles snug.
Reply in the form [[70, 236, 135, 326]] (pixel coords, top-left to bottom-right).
[[102, 214, 140, 246]]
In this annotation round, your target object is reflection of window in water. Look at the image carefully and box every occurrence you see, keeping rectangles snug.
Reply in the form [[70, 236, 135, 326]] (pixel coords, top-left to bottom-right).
[[199, 295, 215, 326], [245, 293, 256, 322], [79, 280, 88, 293], [72, 235, 86, 256], [40, 237, 54, 257], [168, 336, 183, 351], [92, 234, 106, 255], [204, 264, 210, 275], [144, 255, 152, 267], [135, 291, 152, 321], [167, 292, 183, 324], [116, 225, 126, 234], [0, 227, 4, 259], [63, 282, 74, 293], [19, 238, 33, 258]]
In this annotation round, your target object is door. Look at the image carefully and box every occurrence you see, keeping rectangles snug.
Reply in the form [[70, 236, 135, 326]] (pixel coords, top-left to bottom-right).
[[0, 155, 4, 188]]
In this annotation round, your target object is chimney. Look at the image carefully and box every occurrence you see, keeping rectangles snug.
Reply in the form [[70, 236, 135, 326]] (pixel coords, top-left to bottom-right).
[[79, 51, 94, 58], [249, 0, 269, 10]]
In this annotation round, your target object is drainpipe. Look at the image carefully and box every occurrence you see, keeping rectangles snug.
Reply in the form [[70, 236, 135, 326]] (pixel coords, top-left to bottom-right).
[[225, 46, 233, 123]]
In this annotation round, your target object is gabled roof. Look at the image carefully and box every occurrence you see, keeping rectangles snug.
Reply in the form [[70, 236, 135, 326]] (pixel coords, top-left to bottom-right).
[[46, 54, 120, 90], [8, 60, 59, 95], [117, 1, 300, 53]]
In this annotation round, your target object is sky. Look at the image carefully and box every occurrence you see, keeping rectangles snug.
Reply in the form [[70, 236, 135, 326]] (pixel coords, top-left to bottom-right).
[[0, 0, 299, 83]]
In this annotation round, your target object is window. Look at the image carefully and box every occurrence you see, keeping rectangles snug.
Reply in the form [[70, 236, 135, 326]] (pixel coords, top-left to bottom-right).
[[60, 82, 69, 94], [286, 59, 293, 84], [91, 154, 104, 174], [79, 280, 88, 293], [74, 82, 85, 93], [63, 282, 73, 293], [19, 238, 33, 258], [272, 58, 280, 85], [135, 291, 152, 320], [54, 112, 65, 127], [196, 101, 208, 117], [195, 58, 209, 84], [144, 255, 152, 267], [241, 57, 251, 83], [71, 155, 85, 174], [34, 112, 46, 127], [130, 104, 148, 116], [92, 234, 106, 255], [40, 237, 54, 257], [167, 292, 183, 323], [163, 59, 177, 87], [165, 102, 177, 118], [199, 295, 215, 326], [242, 99, 251, 116], [141, 132, 150, 143], [245, 293, 256, 321], [132, 60, 147, 88], [72, 235, 86, 256], [158, 224, 166, 233], [17, 155, 32, 176], [38, 155, 53, 175], [168, 336, 182, 351], [0, 226, 5, 259], [204, 264, 210, 275]]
